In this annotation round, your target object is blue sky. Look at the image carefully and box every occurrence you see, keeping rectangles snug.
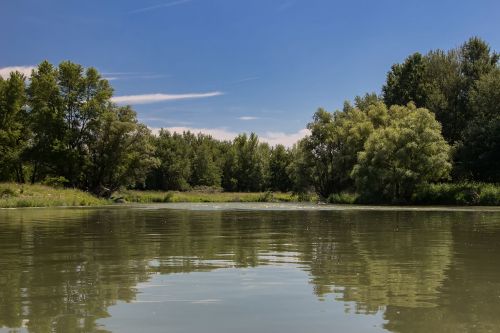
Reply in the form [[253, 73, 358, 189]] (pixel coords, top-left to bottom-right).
[[1, 0, 500, 145]]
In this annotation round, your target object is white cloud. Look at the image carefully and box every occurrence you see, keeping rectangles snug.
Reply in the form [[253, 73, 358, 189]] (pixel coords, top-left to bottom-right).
[[111, 91, 223, 105], [238, 116, 259, 121], [230, 76, 260, 84], [150, 126, 310, 147], [130, 0, 191, 14], [0, 65, 36, 78], [101, 72, 167, 81], [260, 129, 310, 146]]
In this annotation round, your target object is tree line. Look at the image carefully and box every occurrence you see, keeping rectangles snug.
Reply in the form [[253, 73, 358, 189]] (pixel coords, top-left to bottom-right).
[[0, 37, 498, 201]]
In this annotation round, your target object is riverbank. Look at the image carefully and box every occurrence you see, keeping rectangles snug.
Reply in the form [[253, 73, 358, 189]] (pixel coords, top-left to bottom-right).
[[2, 182, 499, 208], [0, 183, 108, 208], [114, 189, 310, 203], [327, 182, 500, 206], [0, 183, 310, 208]]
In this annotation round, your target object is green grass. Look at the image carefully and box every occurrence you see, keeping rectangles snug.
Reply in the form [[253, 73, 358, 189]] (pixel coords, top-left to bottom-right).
[[115, 190, 315, 203], [326, 192, 358, 204], [0, 183, 109, 208], [323, 183, 500, 206], [4, 181, 496, 208], [412, 182, 500, 206], [0, 183, 316, 208]]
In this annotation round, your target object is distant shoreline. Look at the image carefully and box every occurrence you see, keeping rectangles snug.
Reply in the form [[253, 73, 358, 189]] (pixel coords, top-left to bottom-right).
[[1, 183, 499, 209]]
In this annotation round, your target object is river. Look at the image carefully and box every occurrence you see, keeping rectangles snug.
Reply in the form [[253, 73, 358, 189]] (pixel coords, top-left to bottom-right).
[[1, 203, 500, 332]]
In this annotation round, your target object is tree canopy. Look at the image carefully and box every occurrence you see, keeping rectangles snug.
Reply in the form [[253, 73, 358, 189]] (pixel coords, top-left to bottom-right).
[[352, 104, 451, 202]]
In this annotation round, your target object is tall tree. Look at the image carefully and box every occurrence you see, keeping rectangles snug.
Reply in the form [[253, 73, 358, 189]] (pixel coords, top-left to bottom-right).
[[85, 106, 157, 196], [303, 101, 385, 197], [382, 37, 499, 144], [455, 69, 500, 182], [189, 134, 222, 188], [27, 61, 113, 185], [148, 130, 192, 191], [26, 61, 64, 183], [421, 49, 463, 142], [0, 72, 28, 182], [382, 53, 429, 107], [231, 133, 267, 192], [268, 144, 293, 192]]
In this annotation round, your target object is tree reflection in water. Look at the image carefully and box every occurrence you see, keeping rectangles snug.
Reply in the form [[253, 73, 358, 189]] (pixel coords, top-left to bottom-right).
[[0, 207, 499, 332]]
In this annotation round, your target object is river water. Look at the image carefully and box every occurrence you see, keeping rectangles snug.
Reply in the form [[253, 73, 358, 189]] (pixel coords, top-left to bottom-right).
[[1, 203, 500, 332]]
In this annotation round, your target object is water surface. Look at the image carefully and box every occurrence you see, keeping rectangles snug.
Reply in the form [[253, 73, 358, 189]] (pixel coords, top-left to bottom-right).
[[1, 203, 500, 332]]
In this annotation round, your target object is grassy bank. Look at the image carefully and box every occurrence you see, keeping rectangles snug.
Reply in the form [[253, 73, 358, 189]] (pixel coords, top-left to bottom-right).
[[2, 182, 498, 208], [0, 183, 314, 208], [412, 182, 500, 206], [0, 183, 109, 208], [326, 182, 500, 206], [115, 190, 314, 203]]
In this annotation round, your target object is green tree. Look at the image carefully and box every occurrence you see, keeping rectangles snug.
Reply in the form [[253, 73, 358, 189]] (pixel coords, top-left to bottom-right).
[[268, 144, 293, 192], [460, 36, 499, 88], [220, 140, 239, 191], [353, 92, 382, 111], [190, 134, 222, 188], [287, 139, 313, 194], [303, 102, 384, 197], [453, 37, 498, 142], [85, 106, 157, 196], [382, 37, 499, 144], [455, 69, 500, 181], [231, 133, 267, 192], [27, 61, 113, 185], [421, 49, 463, 142], [302, 108, 336, 197], [148, 130, 192, 191], [26, 61, 64, 183], [0, 71, 28, 182], [352, 104, 451, 202], [382, 53, 429, 107]]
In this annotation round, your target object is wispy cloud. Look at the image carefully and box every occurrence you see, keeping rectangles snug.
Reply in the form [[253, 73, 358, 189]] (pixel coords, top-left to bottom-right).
[[129, 0, 192, 14], [139, 116, 192, 126], [151, 126, 310, 147], [102, 72, 168, 81], [238, 116, 259, 121], [0, 65, 36, 78], [111, 91, 223, 105], [230, 76, 260, 85]]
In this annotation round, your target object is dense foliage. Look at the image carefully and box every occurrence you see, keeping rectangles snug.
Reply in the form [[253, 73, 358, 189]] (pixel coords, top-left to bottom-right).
[[1, 61, 157, 196], [0, 37, 498, 202], [382, 37, 499, 180], [352, 104, 451, 202]]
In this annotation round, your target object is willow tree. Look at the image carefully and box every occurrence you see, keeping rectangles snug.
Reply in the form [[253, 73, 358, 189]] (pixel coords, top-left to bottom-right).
[[303, 100, 387, 198], [85, 105, 157, 197], [352, 104, 451, 202]]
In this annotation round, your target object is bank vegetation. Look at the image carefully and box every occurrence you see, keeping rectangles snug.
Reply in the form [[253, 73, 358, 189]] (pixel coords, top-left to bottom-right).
[[1, 37, 499, 207]]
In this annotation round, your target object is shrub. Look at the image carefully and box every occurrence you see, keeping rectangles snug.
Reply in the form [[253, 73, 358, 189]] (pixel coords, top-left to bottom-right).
[[257, 191, 274, 202], [327, 192, 357, 204], [42, 176, 69, 188], [412, 182, 500, 206]]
